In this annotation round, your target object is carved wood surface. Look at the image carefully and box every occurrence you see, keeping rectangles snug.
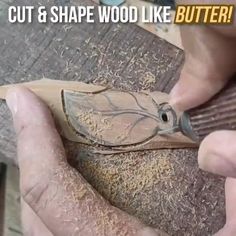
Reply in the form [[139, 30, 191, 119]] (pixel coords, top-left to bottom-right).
[[0, 0, 225, 235], [0, 79, 196, 153]]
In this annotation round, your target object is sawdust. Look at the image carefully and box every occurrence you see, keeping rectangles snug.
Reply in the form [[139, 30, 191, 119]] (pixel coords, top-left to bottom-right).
[[140, 72, 156, 90], [54, 157, 149, 236], [94, 206, 142, 236], [77, 151, 174, 203], [76, 110, 113, 142], [122, 155, 174, 196], [77, 109, 98, 132], [70, 145, 225, 236]]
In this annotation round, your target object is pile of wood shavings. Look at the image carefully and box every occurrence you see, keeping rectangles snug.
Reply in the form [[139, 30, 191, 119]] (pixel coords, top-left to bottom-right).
[[66, 144, 225, 236]]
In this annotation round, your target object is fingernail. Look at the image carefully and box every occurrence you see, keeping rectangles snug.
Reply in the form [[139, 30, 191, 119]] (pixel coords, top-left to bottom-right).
[[6, 88, 18, 116]]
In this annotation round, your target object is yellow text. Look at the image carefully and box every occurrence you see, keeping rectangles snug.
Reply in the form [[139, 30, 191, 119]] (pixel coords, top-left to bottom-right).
[[174, 5, 234, 24]]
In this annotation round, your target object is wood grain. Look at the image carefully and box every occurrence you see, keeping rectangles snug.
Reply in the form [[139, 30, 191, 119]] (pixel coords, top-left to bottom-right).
[[91, 0, 183, 48]]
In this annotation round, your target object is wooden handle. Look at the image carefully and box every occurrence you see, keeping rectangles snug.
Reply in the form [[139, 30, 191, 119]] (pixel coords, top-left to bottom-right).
[[184, 78, 236, 142]]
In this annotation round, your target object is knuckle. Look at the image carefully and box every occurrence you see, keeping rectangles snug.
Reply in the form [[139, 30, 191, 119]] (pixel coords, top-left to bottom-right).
[[21, 177, 50, 214]]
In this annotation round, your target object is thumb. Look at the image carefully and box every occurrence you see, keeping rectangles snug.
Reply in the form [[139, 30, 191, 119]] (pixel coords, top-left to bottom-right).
[[169, 57, 229, 111], [5, 86, 72, 235], [198, 131, 236, 178]]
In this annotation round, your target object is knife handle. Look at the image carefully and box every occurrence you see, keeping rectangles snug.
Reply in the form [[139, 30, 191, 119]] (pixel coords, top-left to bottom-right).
[[179, 78, 236, 142]]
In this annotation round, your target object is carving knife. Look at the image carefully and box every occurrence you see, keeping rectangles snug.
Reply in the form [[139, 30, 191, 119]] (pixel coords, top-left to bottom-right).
[[159, 79, 236, 142]]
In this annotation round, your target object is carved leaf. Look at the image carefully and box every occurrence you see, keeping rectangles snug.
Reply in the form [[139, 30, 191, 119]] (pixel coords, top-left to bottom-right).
[[62, 89, 176, 147]]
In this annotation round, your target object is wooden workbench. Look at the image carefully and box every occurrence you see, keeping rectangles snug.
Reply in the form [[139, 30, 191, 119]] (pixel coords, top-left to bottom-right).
[[0, 0, 225, 235]]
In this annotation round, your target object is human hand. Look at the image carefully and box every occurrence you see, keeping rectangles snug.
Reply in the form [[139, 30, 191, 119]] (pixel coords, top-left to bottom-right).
[[169, 4, 236, 235], [5, 87, 165, 236], [170, 23, 236, 176], [170, 3, 236, 177]]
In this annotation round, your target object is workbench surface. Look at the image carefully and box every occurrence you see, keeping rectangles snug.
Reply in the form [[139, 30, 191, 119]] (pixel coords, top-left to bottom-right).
[[0, 0, 225, 235]]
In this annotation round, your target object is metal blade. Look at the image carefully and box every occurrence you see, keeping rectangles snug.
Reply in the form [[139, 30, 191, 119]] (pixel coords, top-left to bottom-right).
[[158, 126, 180, 135]]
